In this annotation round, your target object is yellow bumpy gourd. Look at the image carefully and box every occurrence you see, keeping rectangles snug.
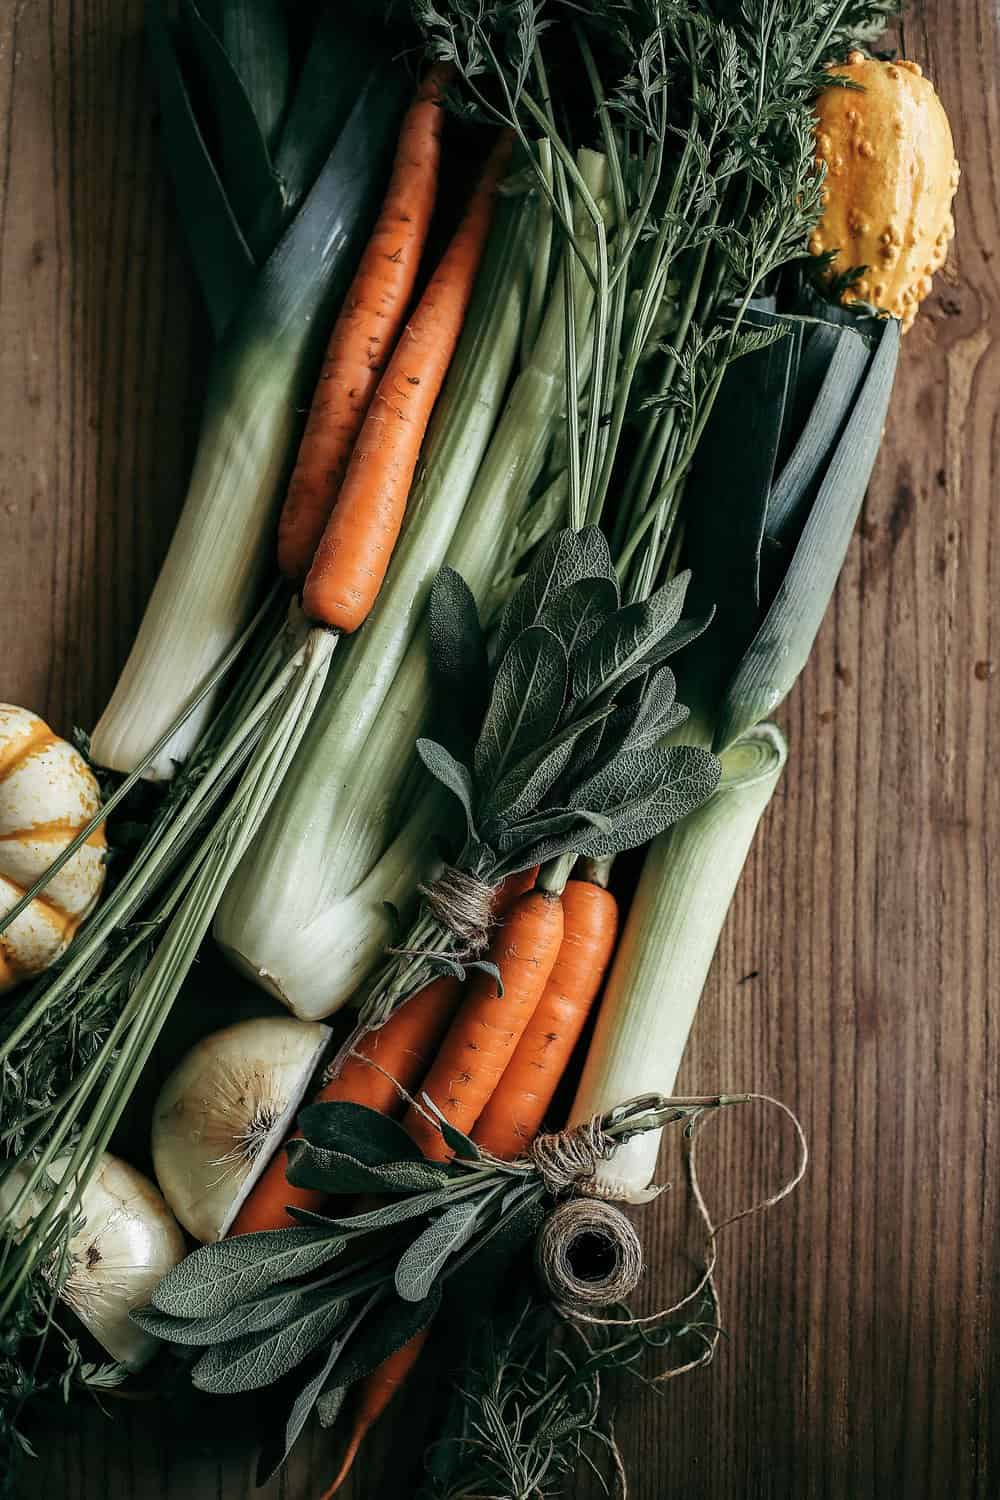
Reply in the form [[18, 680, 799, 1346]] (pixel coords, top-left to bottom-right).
[[811, 51, 960, 332]]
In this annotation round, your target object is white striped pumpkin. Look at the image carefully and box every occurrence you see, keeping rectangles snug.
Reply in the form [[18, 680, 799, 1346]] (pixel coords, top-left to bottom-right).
[[0, 704, 107, 992]]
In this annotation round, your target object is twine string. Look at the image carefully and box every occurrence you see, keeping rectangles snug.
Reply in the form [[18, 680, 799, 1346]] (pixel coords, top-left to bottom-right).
[[536, 1094, 808, 1383], [418, 863, 494, 952]]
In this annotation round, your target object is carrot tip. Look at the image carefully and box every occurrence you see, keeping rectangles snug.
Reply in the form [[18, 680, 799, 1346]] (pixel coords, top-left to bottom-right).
[[318, 1425, 367, 1500]]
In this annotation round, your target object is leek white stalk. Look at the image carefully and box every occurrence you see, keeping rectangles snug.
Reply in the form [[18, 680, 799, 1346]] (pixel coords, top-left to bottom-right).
[[151, 1016, 329, 1241], [569, 723, 788, 1202], [0, 1152, 184, 1369], [215, 154, 609, 1020], [90, 76, 404, 780]]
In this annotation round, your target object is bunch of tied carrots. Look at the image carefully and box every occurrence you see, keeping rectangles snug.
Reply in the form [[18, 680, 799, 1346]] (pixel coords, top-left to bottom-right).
[[0, 0, 960, 1493]]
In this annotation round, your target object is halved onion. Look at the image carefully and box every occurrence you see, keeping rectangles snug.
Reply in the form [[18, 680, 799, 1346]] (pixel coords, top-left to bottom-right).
[[151, 1015, 330, 1241]]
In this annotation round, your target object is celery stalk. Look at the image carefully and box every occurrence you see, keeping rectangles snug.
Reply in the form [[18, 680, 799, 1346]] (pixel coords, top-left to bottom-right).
[[215, 194, 601, 1016]]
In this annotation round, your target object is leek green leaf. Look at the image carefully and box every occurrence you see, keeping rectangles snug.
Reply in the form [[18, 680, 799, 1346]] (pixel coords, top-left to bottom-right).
[[273, 10, 367, 218], [713, 316, 900, 751], [150, 1227, 346, 1319], [199, 0, 289, 151], [180, 0, 286, 259], [146, 0, 255, 336], [765, 325, 870, 547], [192, 1290, 349, 1394], [395, 1200, 485, 1302], [474, 628, 568, 793], [316, 1283, 443, 1425]]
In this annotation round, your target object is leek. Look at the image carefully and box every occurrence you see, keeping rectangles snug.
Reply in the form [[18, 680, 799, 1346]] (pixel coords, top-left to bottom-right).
[[573, 308, 901, 1200], [91, 12, 406, 778], [569, 723, 787, 1202]]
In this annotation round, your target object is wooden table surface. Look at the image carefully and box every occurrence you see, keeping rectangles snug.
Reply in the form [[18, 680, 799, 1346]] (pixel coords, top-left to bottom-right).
[[1, 3, 997, 1497]]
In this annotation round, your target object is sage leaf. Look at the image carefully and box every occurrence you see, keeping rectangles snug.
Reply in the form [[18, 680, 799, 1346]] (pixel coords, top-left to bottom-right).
[[150, 1228, 346, 1320], [539, 576, 619, 656], [256, 1329, 349, 1482], [419, 1097, 482, 1160], [571, 571, 693, 704], [570, 743, 717, 817], [303, 1182, 477, 1234], [298, 1102, 426, 1164], [415, 739, 477, 838], [428, 566, 489, 753], [192, 1291, 349, 1395], [572, 747, 722, 858], [474, 627, 567, 794], [493, 530, 586, 660], [394, 1199, 485, 1301], [132, 1286, 313, 1347], [488, 704, 615, 819], [577, 525, 617, 584], [496, 807, 611, 855], [465, 959, 503, 997], [316, 1283, 443, 1423], [285, 1138, 450, 1196]]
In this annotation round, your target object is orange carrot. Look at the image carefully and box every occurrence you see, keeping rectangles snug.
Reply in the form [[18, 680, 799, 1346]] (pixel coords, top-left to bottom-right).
[[229, 869, 538, 1236], [404, 887, 564, 1161], [277, 65, 450, 582], [302, 130, 512, 633], [317, 1329, 432, 1500], [322, 881, 562, 1495], [472, 879, 619, 1159]]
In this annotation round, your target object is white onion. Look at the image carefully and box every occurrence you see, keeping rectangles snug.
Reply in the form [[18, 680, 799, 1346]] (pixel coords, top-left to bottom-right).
[[151, 1015, 330, 1241], [0, 1152, 185, 1369]]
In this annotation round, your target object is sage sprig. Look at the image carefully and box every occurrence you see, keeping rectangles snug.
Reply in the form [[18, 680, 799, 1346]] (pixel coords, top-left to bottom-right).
[[134, 1094, 726, 1475], [355, 528, 721, 1033]]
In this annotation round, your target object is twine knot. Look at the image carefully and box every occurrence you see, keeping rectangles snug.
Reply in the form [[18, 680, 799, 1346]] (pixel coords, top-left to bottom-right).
[[415, 864, 494, 955], [528, 1116, 619, 1198]]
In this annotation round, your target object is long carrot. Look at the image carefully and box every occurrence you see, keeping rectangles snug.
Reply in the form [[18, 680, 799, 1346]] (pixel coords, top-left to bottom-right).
[[320, 884, 564, 1497], [230, 869, 538, 1235], [276, 65, 450, 582], [302, 130, 512, 633], [318, 1328, 432, 1499], [471, 878, 619, 1159], [403, 887, 565, 1160]]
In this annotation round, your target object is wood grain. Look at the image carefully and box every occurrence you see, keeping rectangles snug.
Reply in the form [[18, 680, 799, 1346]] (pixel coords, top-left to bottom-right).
[[2, 2, 997, 1497]]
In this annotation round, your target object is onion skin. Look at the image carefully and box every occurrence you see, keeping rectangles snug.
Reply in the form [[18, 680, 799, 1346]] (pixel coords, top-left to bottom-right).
[[812, 52, 960, 332], [0, 704, 106, 992], [151, 1016, 331, 1242], [0, 1152, 185, 1370]]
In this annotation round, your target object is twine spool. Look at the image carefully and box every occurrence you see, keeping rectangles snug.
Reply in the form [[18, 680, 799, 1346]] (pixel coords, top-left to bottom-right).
[[534, 1198, 644, 1311]]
